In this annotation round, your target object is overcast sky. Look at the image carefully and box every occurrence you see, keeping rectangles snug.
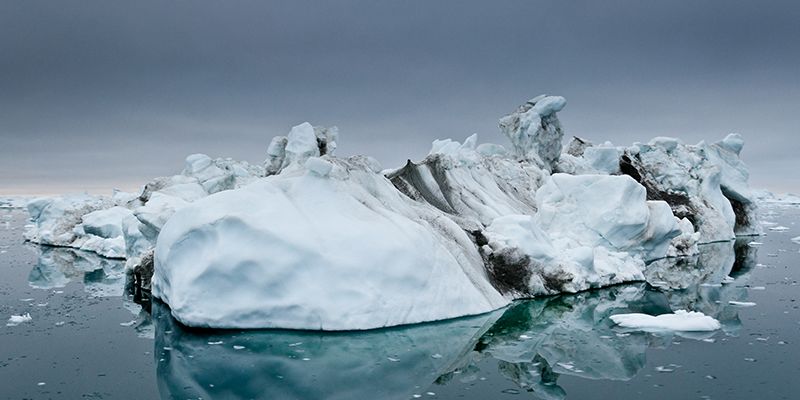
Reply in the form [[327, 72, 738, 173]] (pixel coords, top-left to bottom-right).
[[1, 1, 798, 195]]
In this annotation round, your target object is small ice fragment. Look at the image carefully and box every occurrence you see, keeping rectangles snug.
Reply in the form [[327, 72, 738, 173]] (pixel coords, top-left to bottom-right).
[[748, 241, 763, 246], [412, 395, 422, 399], [19, 298, 34, 302], [705, 375, 716, 380], [233, 345, 245, 350], [387, 357, 400, 362], [722, 276, 735, 283], [729, 301, 756, 307], [749, 286, 766, 290], [54, 290, 63, 294], [36, 303, 48, 307], [556, 362, 575, 370], [208, 341, 223, 345], [778, 341, 787, 345], [430, 353, 442, 359], [426, 392, 436, 396], [119, 320, 137, 327], [769, 226, 789, 231], [610, 310, 721, 332], [163, 346, 172, 351], [7, 313, 32, 326], [702, 338, 716, 343], [744, 357, 756, 362], [756, 337, 768, 342], [288, 342, 303, 347], [518, 334, 531, 340], [655, 366, 674, 373], [37, 382, 45, 386], [302, 357, 310, 361], [54, 321, 65, 326]]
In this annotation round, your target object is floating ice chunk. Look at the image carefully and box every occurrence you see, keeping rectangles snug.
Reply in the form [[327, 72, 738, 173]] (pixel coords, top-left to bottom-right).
[[7, 313, 32, 326], [728, 301, 756, 307], [610, 310, 721, 332], [769, 226, 790, 231]]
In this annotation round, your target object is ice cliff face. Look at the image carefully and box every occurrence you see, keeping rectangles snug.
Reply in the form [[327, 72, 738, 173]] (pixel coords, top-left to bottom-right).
[[23, 94, 761, 330]]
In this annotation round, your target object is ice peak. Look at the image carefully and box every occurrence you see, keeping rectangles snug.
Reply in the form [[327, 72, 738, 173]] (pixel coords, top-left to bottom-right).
[[264, 122, 340, 175], [499, 95, 566, 171]]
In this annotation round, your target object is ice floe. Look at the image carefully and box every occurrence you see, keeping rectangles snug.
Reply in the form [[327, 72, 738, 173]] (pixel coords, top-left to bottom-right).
[[610, 310, 721, 332]]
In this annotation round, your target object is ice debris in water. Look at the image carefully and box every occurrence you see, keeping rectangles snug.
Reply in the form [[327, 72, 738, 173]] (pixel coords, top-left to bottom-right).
[[769, 226, 790, 231], [610, 310, 721, 332], [6, 313, 32, 326], [728, 301, 756, 307]]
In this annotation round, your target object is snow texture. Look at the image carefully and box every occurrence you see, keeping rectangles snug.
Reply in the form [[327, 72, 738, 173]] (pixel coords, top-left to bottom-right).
[[611, 310, 721, 332]]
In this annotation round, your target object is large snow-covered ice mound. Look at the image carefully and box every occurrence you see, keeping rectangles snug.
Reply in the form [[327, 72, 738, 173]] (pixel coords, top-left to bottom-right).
[[153, 157, 507, 330], [22, 94, 763, 330]]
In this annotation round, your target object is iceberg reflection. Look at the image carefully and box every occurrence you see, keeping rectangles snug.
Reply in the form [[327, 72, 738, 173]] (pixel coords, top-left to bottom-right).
[[150, 236, 758, 399], [152, 301, 502, 400], [28, 245, 126, 296]]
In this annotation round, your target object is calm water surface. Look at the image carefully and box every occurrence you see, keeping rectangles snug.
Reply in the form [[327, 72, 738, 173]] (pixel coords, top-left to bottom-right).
[[1, 206, 798, 399]]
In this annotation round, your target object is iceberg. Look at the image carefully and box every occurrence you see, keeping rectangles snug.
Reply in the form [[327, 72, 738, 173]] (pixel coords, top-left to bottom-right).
[[22, 94, 762, 330]]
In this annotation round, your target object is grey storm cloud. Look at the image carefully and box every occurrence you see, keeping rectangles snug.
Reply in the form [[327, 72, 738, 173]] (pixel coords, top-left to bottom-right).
[[1, 0, 798, 194]]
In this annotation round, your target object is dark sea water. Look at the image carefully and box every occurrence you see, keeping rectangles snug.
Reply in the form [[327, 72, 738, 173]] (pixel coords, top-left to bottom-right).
[[1, 206, 798, 400]]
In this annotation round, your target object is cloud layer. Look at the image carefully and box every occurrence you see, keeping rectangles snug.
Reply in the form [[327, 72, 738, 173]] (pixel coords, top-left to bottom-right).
[[1, 1, 798, 194]]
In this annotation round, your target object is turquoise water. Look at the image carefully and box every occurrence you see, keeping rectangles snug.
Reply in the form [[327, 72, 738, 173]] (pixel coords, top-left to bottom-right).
[[1, 207, 798, 399]]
